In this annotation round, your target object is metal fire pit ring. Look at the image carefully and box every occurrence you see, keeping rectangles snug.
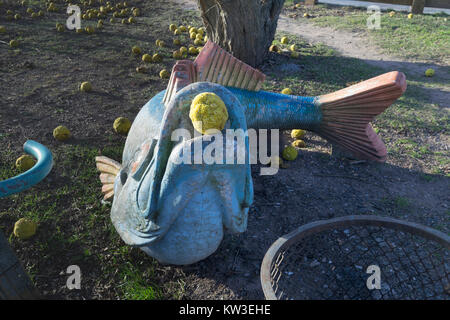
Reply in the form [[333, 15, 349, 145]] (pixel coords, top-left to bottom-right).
[[261, 215, 450, 300]]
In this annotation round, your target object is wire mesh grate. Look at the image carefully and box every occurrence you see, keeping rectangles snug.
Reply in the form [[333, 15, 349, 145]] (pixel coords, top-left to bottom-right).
[[263, 217, 449, 300]]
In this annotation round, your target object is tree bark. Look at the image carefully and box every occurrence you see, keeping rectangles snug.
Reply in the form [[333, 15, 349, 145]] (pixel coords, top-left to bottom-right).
[[411, 0, 426, 14], [197, 0, 286, 67]]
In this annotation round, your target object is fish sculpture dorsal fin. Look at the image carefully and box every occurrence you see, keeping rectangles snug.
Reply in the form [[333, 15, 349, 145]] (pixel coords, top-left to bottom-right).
[[163, 60, 197, 105], [163, 41, 266, 105], [194, 41, 266, 91]]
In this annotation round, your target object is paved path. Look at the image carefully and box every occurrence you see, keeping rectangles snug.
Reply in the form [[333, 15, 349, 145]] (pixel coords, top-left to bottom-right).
[[318, 0, 450, 15]]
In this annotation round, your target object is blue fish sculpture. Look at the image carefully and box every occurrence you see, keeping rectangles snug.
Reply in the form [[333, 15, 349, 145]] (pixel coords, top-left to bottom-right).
[[96, 41, 406, 265]]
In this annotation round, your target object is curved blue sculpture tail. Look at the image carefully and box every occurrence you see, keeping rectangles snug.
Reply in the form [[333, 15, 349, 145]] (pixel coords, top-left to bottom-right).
[[0, 140, 53, 198]]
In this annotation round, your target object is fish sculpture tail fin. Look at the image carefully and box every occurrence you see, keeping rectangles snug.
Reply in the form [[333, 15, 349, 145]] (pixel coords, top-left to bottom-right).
[[316, 71, 407, 162], [95, 156, 122, 200]]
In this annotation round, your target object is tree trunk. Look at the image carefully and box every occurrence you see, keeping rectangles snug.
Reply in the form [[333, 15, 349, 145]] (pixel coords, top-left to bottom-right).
[[411, 0, 425, 14], [197, 0, 286, 67]]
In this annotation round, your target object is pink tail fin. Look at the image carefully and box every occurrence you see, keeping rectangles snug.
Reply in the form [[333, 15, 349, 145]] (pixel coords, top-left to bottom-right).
[[317, 71, 407, 162]]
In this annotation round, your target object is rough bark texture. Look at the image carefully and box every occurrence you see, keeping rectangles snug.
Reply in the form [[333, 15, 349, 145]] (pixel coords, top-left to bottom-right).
[[411, 0, 426, 14], [197, 0, 285, 67]]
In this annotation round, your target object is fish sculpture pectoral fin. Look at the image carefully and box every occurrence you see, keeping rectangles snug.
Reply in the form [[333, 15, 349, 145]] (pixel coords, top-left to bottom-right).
[[95, 156, 122, 201]]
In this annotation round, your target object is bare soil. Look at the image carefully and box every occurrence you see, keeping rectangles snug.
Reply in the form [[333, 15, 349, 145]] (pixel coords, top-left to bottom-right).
[[0, 0, 448, 300]]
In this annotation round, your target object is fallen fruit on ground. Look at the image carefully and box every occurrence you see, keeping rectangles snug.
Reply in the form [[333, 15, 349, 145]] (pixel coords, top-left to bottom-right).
[[132, 46, 141, 55], [159, 69, 169, 79], [85, 26, 95, 34], [281, 36, 288, 44], [80, 81, 92, 92], [15, 154, 36, 172], [425, 68, 435, 77], [281, 88, 292, 95], [188, 46, 198, 55], [142, 53, 152, 62], [169, 23, 177, 32], [173, 38, 181, 45], [408, 13, 413, 19], [14, 218, 37, 240], [292, 139, 306, 148], [269, 44, 279, 52], [291, 129, 305, 139], [53, 125, 71, 141], [9, 39, 19, 48], [282, 145, 298, 161], [152, 53, 163, 62], [136, 66, 148, 73], [189, 92, 229, 134], [113, 117, 131, 135], [173, 50, 182, 59]]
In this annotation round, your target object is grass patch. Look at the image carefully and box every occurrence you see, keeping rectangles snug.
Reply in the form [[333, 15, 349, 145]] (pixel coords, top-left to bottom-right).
[[284, 3, 450, 63], [120, 263, 162, 300]]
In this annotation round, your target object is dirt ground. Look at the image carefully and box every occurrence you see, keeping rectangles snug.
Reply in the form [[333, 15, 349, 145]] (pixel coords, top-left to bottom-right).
[[0, 0, 448, 300]]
